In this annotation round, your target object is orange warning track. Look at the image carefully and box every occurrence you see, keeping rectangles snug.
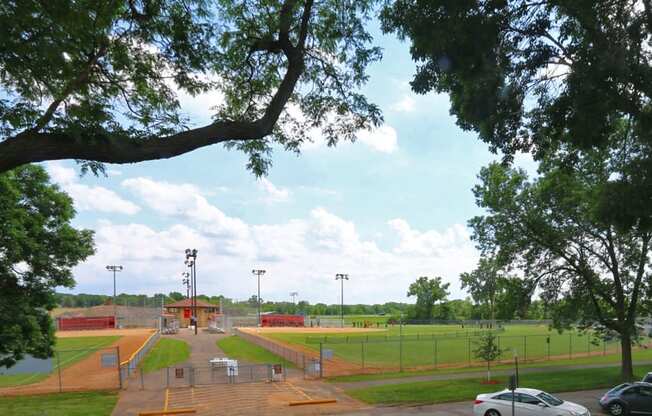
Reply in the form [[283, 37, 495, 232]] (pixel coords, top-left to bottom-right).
[[0, 329, 154, 396]]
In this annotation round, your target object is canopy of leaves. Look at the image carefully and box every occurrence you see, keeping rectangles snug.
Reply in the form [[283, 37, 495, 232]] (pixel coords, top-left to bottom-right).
[[381, 0, 652, 228], [406, 276, 450, 320], [0, 165, 95, 368], [0, 0, 382, 175]]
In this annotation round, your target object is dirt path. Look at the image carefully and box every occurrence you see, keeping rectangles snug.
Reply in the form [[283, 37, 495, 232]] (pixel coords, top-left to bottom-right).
[[0, 329, 154, 396]]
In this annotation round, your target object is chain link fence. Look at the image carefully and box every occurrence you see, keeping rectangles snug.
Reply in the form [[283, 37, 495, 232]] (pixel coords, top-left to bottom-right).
[[0, 346, 121, 395], [318, 332, 652, 377]]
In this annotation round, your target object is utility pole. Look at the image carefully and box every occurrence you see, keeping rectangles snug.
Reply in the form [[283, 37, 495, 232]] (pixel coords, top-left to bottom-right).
[[335, 274, 349, 328], [106, 265, 123, 327], [252, 269, 266, 327], [185, 249, 198, 335]]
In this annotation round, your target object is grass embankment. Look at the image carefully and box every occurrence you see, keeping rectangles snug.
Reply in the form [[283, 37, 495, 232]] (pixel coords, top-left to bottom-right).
[[347, 365, 652, 405], [140, 338, 190, 373], [0, 391, 118, 416], [217, 335, 295, 368], [0, 336, 120, 387]]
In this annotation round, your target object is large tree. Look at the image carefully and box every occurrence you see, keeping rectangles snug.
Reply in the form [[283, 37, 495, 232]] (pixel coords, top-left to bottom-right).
[[0, 165, 94, 368], [0, 0, 381, 175], [470, 145, 652, 380], [381, 0, 652, 228], [460, 257, 502, 323], [406, 276, 450, 320]]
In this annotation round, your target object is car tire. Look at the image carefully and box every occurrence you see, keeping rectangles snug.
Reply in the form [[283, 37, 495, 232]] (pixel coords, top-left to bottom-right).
[[485, 410, 501, 416], [608, 402, 627, 416]]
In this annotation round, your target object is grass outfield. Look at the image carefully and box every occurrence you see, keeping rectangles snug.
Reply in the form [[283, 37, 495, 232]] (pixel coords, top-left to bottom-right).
[[217, 335, 295, 368], [0, 336, 120, 387], [346, 365, 652, 405], [266, 324, 649, 372], [0, 391, 118, 416], [140, 338, 190, 373]]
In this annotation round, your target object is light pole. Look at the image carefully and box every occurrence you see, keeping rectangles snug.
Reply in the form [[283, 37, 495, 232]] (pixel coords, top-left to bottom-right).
[[290, 292, 298, 305], [185, 249, 198, 335], [335, 273, 349, 328], [106, 265, 123, 326], [181, 272, 191, 299], [252, 269, 266, 327]]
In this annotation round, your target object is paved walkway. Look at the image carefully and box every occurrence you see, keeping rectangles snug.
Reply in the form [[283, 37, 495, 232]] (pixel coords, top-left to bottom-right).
[[334, 360, 652, 390]]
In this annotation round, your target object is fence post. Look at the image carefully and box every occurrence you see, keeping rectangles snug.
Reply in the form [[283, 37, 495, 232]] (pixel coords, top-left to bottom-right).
[[399, 336, 404, 372], [523, 336, 527, 361], [140, 368, 145, 390], [166, 367, 170, 387], [587, 336, 590, 356], [116, 346, 122, 389], [603, 338, 607, 356], [319, 343, 323, 378], [467, 337, 471, 366], [56, 351, 63, 393], [547, 337, 551, 360], [361, 342, 365, 372], [569, 333, 573, 359]]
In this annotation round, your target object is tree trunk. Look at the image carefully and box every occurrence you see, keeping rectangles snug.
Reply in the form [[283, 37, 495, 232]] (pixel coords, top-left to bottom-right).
[[620, 331, 634, 381]]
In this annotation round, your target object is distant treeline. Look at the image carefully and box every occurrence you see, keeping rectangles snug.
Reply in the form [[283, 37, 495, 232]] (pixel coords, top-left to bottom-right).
[[54, 292, 548, 321]]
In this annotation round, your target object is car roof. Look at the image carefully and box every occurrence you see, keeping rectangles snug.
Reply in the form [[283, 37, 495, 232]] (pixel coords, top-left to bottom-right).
[[491, 388, 543, 396]]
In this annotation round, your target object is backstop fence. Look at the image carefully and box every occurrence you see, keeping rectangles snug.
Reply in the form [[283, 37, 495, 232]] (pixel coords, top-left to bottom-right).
[[234, 328, 308, 369], [0, 346, 121, 396]]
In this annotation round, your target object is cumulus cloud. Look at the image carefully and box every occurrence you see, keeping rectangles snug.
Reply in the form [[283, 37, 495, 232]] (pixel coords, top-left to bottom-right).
[[357, 125, 399, 153], [47, 163, 140, 215], [257, 178, 290, 203]]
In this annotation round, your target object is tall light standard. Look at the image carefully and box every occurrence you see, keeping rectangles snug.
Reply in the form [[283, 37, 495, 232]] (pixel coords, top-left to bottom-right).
[[335, 273, 349, 328], [290, 292, 298, 304], [106, 265, 123, 326], [181, 272, 191, 299], [185, 249, 198, 335], [252, 269, 266, 327]]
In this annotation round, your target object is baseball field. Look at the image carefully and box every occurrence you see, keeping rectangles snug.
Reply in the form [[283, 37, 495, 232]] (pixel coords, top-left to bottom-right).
[[241, 324, 652, 376], [0, 328, 155, 395]]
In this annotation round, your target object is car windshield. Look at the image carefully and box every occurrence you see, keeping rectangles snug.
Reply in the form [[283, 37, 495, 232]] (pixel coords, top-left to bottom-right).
[[536, 392, 563, 406], [608, 384, 631, 394]]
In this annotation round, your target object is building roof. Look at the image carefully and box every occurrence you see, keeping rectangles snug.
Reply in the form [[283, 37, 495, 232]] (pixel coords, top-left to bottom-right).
[[164, 299, 219, 308]]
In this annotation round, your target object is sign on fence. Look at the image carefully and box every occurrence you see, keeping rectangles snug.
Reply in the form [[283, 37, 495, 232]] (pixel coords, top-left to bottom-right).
[[322, 349, 333, 359], [175, 368, 184, 378], [101, 352, 118, 368]]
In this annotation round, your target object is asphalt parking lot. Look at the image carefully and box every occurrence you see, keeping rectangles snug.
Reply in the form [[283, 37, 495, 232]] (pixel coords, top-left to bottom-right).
[[343, 388, 609, 415]]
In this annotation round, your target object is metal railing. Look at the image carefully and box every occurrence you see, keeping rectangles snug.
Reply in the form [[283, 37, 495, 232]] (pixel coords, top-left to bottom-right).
[[119, 330, 160, 385]]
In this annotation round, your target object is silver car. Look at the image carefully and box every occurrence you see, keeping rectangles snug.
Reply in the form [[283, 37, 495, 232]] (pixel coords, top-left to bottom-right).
[[473, 388, 591, 416]]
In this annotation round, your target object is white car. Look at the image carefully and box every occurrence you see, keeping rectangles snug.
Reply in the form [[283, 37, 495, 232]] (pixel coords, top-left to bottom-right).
[[473, 388, 591, 416]]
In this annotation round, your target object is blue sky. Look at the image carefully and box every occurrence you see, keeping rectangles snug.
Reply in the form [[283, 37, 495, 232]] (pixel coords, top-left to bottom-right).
[[49, 21, 536, 305]]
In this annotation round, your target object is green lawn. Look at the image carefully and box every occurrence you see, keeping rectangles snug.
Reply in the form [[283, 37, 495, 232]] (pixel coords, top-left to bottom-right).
[[0, 336, 120, 388], [0, 391, 118, 416], [217, 335, 295, 368], [347, 365, 652, 405], [140, 338, 190, 373], [265, 324, 649, 373]]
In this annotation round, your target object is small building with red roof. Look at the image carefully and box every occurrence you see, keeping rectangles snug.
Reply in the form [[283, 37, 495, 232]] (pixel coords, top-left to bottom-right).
[[164, 299, 221, 328]]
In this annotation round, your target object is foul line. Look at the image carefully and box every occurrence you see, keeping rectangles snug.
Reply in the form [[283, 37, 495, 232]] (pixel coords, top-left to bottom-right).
[[54, 339, 118, 370], [286, 381, 312, 401]]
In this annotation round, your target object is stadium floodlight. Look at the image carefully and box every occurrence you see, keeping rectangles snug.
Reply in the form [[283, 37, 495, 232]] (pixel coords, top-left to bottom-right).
[[181, 272, 191, 299], [106, 265, 123, 324], [185, 249, 198, 335], [252, 269, 266, 327], [335, 273, 349, 328], [290, 291, 298, 304]]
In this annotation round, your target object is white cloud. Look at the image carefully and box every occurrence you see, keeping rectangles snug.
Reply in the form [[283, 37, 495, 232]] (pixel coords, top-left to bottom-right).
[[70, 173, 477, 302], [391, 96, 416, 113], [257, 178, 290, 203], [357, 125, 399, 153], [47, 163, 140, 215]]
